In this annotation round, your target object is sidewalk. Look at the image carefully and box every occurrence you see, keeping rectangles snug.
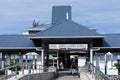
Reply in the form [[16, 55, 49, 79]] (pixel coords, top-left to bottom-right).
[[55, 71, 80, 80], [80, 72, 95, 80]]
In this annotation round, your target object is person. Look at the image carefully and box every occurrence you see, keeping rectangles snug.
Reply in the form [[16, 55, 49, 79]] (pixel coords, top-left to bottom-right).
[[59, 61, 64, 70], [71, 59, 78, 75]]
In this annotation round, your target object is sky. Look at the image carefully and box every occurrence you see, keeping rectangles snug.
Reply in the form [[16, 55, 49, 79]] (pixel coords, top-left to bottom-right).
[[0, 0, 120, 34]]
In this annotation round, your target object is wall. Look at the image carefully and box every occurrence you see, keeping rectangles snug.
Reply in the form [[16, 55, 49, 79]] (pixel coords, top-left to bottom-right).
[[94, 53, 118, 75], [15, 72, 55, 80]]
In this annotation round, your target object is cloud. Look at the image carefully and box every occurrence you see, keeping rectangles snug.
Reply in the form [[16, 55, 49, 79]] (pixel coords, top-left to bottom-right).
[[0, 0, 120, 34]]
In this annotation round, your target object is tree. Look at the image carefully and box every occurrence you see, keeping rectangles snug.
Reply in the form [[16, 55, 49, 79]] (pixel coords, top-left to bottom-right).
[[32, 20, 44, 27], [9, 61, 21, 74], [32, 20, 40, 27], [114, 62, 120, 75]]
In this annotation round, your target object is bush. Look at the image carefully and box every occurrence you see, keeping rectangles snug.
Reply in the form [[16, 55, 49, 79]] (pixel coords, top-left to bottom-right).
[[114, 62, 120, 75], [114, 62, 120, 69], [9, 61, 21, 72]]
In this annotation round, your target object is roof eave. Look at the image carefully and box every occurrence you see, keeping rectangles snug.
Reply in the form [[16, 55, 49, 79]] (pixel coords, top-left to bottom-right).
[[93, 47, 120, 49], [29, 36, 105, 39], [0, 47, 41, 50]]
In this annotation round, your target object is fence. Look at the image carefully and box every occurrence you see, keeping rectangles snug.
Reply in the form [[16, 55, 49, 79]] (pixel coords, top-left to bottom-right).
[[0, 63, 57, 80]]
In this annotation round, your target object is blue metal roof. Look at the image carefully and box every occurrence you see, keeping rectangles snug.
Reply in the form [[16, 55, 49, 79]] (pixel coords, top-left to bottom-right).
[[33, 20, 102, 38], [103, 34, 120, 47], [0, 35, 35, 48]]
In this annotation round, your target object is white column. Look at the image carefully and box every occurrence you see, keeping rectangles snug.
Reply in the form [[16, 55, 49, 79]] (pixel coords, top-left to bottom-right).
[[25, 55, 28, 69], [41, 49, 44, 66], [90, 49, 93, 64], [2, 60, 4, 69], [2, 54, 5, 69], [33, 55, 35, 69], [57, 50, 59, 69]]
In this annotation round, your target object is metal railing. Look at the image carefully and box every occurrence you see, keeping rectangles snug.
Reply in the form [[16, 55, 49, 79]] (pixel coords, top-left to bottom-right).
[[0, 63, 57, 80], [78, 63, 110, 80]]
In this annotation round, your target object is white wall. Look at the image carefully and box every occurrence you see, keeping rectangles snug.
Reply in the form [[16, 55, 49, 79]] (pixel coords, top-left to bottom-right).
[[94, 53, 118, 75], [78, 56, 86, 67]]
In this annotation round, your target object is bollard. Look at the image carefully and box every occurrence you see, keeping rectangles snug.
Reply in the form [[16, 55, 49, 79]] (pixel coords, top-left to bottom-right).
[[78, 72, 80, 78]]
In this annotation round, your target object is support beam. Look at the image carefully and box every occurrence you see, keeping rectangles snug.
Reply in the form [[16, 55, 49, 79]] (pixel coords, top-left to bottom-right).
[[57, 50, 59, 69], [2, 53, 5, 69], [25, 55, 28, 69], [41, 49, 44, 66], [90, 49, 93, 64], [42, 42, 49, 66], [19, 52, 23, 64]]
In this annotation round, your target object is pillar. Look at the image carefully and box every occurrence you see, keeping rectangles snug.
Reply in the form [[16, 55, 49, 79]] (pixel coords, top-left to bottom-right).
[[90, 49, 93, 64], [42, 42, 49, 66], [6, 54, 10, 67], [25, 55, 28, 69], [2, 53, 5, 69], [57, 50, 59, 69], [19, 52, 23, 64], [104, 54, 107, 74], [88, 41, 93, 64], [41, 50, 44, 66]]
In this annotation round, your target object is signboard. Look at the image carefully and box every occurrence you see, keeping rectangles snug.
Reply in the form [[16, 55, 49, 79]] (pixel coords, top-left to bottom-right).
[[49, 44, 88, 50]]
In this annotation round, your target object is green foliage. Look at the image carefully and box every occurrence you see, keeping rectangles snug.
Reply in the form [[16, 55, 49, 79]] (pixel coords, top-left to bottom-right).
[[9, 61, 21, 71], [32, 20, 44, 27], [114, 62, 120, 69], [32, 20, 40, 27]]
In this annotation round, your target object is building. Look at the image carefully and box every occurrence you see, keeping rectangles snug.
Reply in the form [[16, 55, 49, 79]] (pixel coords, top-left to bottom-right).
[[0, 5, 120, 75]]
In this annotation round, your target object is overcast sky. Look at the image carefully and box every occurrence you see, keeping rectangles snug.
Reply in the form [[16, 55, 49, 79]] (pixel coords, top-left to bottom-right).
[[0, 0, 120, 34]]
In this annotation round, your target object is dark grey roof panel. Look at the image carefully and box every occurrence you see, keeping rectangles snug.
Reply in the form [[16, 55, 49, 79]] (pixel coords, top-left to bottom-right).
[[103, 34, 120, 47], [34, 20, 101, 38], [0, 35, 35, 48]]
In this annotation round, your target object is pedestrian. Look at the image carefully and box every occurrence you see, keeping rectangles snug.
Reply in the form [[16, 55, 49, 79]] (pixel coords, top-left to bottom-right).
[[59, 61, 64, 70], [71, 60, 77, 75]]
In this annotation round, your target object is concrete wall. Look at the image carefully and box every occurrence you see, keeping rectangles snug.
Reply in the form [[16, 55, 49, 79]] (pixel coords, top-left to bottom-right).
[[18, 72, 55, 80]]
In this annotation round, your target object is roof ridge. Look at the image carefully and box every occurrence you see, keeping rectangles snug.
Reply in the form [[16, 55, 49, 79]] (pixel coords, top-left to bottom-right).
[[69, 20, 100, 35]]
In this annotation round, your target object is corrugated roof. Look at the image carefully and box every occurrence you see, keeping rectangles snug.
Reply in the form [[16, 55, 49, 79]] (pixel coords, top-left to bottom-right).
[[103, 34, 120, 47], [33, 20, 102, 38], [0, 35, 35, 48]]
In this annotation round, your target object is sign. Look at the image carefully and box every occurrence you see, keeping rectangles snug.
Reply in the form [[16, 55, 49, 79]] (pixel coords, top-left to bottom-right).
[[49, 44, 88, 50]]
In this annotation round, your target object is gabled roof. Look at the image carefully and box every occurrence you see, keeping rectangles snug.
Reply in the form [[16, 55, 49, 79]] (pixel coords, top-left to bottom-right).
[[31, 20, 104, 39], [0, 35, 35, 49], [103, 34, 120, 47]]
